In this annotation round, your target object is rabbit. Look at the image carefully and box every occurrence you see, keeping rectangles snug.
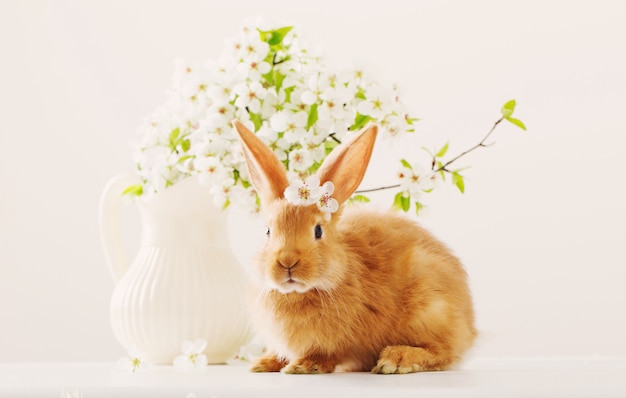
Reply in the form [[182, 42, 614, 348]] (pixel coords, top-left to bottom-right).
[[232, 120, 477, 374]]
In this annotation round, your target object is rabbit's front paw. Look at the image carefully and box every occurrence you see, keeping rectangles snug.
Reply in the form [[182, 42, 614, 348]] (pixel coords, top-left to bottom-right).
[[372, 345, 452, 374], [251, 355, 288, 372], [282, 357, 336, 374]]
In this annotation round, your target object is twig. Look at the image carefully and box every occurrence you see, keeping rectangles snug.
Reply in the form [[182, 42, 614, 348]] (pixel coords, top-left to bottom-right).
[[272, 52, 289, 66], [434, 117, 503, 173], [354, 116, 504, 194], [328, 133, 342, 144], [355, 184, 401, 194]]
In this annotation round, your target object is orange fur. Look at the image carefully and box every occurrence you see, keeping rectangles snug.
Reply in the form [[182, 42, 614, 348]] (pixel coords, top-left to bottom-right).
[[233, 121, 477, 374]]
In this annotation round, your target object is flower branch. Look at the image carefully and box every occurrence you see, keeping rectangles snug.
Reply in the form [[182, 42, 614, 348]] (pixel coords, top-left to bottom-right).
[[355, 99, 526, 214], [433, 117, 502, 174], [127, 19, 418, 211], [126, 18, 525, 217]]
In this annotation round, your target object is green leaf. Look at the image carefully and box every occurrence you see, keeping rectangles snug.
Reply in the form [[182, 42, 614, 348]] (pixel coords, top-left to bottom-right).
[[355, 88, 367, 100], [240, 179, 251, 189], [350, 194, 371, 203], [271, 26, 293, 46], [262, 70, 274, 87], [263, 68, 287, 90], [307, 103, 319, 130], [350, 113, 373, 131], [393, 192, 411, 212], [501, 99, 516, 118], [400, 159, 412, 170], [181, 139, 191, 152], [122, 184, 143, 196], [401, 195, 411, 212], [273, 70, 286, 91], [406, 117, 420, 125], [505, 116, 527, 131], [283, 86, 296, 103], [233, 166, 250, 188], [259, 26, 293, 46], [436, 142, 449, 158], [414, 201, 424, 215], [177, 155, 192, 164], [258, 29, 271, 42], [452, 172, 465, 194], [169, 127, 181, 146], [393, 192, 403, 211], [249, 112, 263, 131], [324, 141, 338, 156]]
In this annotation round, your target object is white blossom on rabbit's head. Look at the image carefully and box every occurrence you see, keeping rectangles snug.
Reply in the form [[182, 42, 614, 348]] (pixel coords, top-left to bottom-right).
[[284, 175, 323, 206], [283, 176, 338, 219], [317, 181, 339, 219]]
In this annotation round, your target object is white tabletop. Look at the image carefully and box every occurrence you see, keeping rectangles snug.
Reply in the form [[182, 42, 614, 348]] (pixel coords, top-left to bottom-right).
[[1, 358, 625, 398]]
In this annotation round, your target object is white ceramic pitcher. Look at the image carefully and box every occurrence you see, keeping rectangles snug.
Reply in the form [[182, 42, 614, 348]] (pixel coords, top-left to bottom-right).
[[99, 173, 250, 364]]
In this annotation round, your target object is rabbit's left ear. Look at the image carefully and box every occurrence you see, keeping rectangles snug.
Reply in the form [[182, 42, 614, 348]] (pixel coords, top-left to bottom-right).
[[316, 125, 378, 205], [232, 120, 289, 207]]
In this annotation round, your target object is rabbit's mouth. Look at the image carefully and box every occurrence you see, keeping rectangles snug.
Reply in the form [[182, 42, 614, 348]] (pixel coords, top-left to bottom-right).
[[275, 273, 310, 294]]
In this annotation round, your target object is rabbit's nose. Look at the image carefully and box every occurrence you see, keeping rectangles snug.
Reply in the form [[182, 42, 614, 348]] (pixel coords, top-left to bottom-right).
[[277, 257, 299, 269]]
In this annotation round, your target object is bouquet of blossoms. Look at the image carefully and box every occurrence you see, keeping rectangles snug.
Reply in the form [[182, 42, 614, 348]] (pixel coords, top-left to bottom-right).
[[126, 18, 524, 213]]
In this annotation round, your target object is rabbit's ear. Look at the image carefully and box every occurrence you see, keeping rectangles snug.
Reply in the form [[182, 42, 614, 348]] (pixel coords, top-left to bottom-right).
[[316, 125, 378, 205], [233, 120, 289, 205]]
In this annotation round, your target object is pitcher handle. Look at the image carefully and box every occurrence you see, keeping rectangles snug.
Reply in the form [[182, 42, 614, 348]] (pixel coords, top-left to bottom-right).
[[98, 172, 141, 284]]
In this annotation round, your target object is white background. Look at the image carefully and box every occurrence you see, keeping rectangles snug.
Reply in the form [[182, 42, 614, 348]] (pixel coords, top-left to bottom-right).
[[1, 0, 625, 362]]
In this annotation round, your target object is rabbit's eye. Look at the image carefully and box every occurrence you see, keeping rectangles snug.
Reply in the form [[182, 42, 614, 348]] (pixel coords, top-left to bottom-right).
[[314, 224, 323, 239], [266, 227, 270, 237]]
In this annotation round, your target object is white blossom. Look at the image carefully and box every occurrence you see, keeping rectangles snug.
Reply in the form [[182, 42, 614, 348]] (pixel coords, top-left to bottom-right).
[[260, 89, 284, 119], [206, 81, 235, 106], [117, 345, 147, 373], [380, 114, 408, 138], [235, 59, 271, 82], [196, 156, 232, 187], [234, 81, 267, 114], [284, 175, 323, 206], [357, 83, 394, 120], [257, 124, 290, 161], [173, 339, 208, 369], [210, 178, 236, 208], [288, 147, 314, 171], [319, 86, 354, 120], [129, 18, 418, 213], [270, 110, 308, 144], [230, 342, 266, 363], [317, 181, 339, 217], [397, 163, 437, 198], [238, 33, 270, 62]]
